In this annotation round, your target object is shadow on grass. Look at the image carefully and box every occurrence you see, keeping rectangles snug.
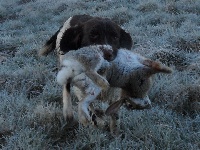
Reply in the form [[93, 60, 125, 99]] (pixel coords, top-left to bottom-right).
[[48, 119, 79, 146]]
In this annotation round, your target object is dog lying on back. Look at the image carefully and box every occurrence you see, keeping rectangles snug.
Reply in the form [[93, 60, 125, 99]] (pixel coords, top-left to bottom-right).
[[57, 45, 113, 124], [56, 45, 172, 135]]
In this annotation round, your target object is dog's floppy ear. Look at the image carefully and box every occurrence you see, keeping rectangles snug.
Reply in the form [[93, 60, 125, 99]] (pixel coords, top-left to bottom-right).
[[59, 25, 83, 53], [119, 29, 133, 50]]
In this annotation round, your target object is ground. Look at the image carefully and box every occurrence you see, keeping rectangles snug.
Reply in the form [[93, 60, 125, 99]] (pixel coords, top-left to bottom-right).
[[0, 0, 200, 149]]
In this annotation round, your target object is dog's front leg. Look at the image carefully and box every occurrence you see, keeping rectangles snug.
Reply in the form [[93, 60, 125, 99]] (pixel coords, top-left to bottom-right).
[[63, 83, 73, 122]]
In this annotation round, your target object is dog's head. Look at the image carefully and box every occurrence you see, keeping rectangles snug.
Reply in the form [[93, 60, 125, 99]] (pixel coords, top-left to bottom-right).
[[59, 15, 132, 58]]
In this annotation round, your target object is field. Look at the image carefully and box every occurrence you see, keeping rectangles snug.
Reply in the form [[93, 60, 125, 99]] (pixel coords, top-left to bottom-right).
[[0, 0, 200, 149]]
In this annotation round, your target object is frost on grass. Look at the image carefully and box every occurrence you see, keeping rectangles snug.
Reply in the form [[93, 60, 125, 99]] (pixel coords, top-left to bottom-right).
[[0, 0, 200, 149]]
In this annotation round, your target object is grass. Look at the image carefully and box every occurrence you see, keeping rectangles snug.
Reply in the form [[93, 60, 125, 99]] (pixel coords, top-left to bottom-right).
[[0, 0, 200, 149]]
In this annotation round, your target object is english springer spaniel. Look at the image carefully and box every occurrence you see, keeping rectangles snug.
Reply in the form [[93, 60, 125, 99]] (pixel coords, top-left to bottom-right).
[[39, 14, 133, 61]]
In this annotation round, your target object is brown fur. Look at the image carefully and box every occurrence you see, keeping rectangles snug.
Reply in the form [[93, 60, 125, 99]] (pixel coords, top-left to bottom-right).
[[39, 15, 133, 58], [57, 46, 172, 136]]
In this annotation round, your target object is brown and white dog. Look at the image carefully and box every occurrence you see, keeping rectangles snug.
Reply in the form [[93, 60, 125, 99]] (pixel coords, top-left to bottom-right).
[[39, 14, 133, 95], [39, 14, 133, 61], [39, 14, 133, 124]]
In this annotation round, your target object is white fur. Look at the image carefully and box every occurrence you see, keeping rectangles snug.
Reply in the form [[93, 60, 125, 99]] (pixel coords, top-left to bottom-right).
[[57, 46, 171, 134], [72, 73, 102, 124], [113, 49, 144, 71], [115, 49, 143, 67], [56, 67, 72, 85], [73, 86, 83, 100], [56, 17, 72, 53], [108, 49, 145, 87], [57, 45, 111, 124], [130, 96, 151, 107], [56, 59, 82, 85]]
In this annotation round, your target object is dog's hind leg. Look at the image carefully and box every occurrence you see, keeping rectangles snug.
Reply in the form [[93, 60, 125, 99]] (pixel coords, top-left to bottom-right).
[[63, 83, 73, 122]]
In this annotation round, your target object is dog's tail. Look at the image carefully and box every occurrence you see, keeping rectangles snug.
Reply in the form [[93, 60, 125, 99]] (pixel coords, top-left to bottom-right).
[[38, 30, 60, 56]]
